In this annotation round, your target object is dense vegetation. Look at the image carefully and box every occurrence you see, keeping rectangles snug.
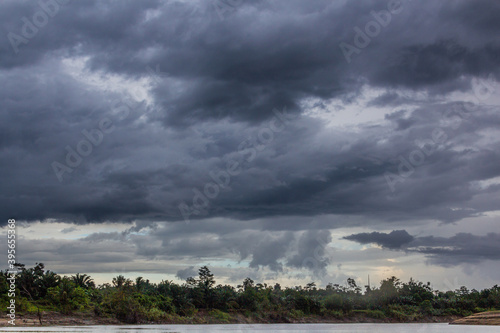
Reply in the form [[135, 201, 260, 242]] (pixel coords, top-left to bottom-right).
[[2, 263, 499, 324]]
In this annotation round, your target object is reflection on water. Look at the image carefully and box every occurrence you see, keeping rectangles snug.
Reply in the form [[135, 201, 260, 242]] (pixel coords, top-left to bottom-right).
[[0, 323, 498, 333]]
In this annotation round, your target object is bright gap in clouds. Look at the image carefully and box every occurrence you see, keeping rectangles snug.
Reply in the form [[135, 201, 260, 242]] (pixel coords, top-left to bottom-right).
[[302, 87, 425, 128], [61, 56, 154, 106]]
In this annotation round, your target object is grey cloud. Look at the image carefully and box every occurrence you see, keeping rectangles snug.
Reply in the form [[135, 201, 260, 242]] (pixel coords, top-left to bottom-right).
[[287, 230, 332, 276], [60, 226, 79, 234], [247, 232, 294, 272], [2, 91, 500, 225], [2, 1, 499, 126], [370, 39, 500, 90], [176, 266, 197, 281], [408, 232, 500, 267], [343, 230, 414, 249], [367, 92, 402, 107], [1, 0, 500, 282], [343, 229, 500, 267], [30, 222, 333, 275]]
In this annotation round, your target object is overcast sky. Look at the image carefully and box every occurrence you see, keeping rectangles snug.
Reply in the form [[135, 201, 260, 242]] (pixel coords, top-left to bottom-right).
[[1, 0, 500, 290]]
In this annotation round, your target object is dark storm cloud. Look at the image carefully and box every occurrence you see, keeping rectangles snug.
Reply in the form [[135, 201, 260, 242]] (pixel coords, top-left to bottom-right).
[[343, 230, 414, 249], [369, 40, 500, 91], [0, 0, 499, 234], [2, 0, 499, 124], [343, 229, 500, 267], [1, 77, 500, 225], [408, 232, 500, 267]]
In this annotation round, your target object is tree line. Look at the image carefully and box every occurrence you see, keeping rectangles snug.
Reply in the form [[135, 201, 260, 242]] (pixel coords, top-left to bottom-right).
[[1, 263, 499, 323]]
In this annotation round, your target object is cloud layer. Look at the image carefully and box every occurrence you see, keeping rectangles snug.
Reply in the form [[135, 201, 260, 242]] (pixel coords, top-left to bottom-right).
[[1, 0, 499, 287], [344, 230, 500, 267]]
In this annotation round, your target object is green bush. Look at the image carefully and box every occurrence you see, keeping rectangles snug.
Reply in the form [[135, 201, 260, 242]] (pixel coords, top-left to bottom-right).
[[288, 309, 305, 319], [420, 300, 433, 315], [353, 309, 386, 319], [364, 309, 386, 319], [444, 308, 460, 316], [291, 294, 321, 314], [100, 290, 144, 323], [178, 302, 197, 317], [227, 300, 239, 309], [323, 309, 344, 319], [15, 297, 37, 313], [324, 294, 343, 310], [460, 310, 473, 317], [209, 309, 231, 323], [47, 279, 90, 314], [387, 308, 409, 321], [145, 307, 170, 321], [156, 295, 175, 313]]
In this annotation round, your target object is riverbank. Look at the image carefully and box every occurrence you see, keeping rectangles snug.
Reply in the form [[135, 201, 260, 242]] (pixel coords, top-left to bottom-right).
[[0, 311, 121, 326], [450, 311, 500, 325], [0, 310, 460, 327]]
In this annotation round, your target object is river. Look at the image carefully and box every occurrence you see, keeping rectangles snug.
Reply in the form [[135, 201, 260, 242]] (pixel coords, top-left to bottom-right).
[[0, 323, 497, 332]]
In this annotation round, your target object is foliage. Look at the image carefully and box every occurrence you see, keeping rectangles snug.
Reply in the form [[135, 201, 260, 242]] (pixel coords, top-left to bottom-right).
[[358, 309, 386, 319], [47, 277, 89, 314], [2, 263, 500, 324], [208, 309, 231, 323]]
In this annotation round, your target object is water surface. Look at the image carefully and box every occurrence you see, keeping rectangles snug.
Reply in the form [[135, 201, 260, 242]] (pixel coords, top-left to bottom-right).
[[0, 323, 498, 332]]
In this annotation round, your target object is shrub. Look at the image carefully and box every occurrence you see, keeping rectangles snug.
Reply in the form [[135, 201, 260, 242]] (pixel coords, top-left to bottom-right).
[[444, 308, 460, 316], [209, 309, 231, 323], [324, 295, 343, 311], [156, 295, 175, 314], [387, 308, 409, 321], [323, 309, 344, 319], [227, 300, 239, 309], [364, 309, 386, 319], [15, 297, 37, 313], [456, 299, 475, 311], [178, 302, 197, 317], [100, 290, 144, 323], [420, 300, 433, 315], [146, 307, 169, 321], [47, 282, 89, 314], [288, 309, 305, 319]]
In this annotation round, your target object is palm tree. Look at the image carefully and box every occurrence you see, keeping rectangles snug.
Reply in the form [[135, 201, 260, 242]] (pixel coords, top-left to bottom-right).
[[112, 275, 132, 288], [136, 276, 149, 292], [71, 273, 95, 289]]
